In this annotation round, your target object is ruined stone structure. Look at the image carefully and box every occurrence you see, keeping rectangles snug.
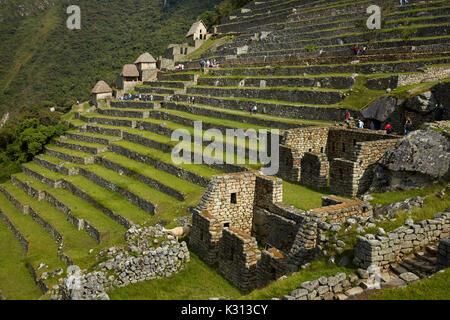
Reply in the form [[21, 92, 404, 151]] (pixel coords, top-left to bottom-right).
[[186, 20, 210, 47], [278, 127, 400, 197], [134, 52, 157, 82], [190, 171, 372, 291], [116, 64, 141, 92], [91, 80, 112, 105]]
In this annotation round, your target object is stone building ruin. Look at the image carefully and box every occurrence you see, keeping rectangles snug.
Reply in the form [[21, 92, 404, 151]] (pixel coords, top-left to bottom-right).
[[278, 127, 400, 197], [190, 171, 372, 291]]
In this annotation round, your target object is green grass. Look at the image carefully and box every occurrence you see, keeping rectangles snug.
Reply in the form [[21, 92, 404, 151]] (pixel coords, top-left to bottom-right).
[[108, 252, 243, 300], [241, 260, 355, 300], [0, 191, 64, 280], [0, 218, 44, 300], [370, 182, 449, 206], [1, 181, 102, 270], [368, 268, 450, 300], [282, 181, 330, 211], [13, 172, 127, 247]]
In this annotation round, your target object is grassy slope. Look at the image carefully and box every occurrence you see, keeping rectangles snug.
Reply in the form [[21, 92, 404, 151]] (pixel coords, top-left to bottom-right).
[[0, 0, 221, 113]]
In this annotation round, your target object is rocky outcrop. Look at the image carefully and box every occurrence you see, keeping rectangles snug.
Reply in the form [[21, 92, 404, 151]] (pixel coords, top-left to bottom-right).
[[373, 197, 425, 219], [362, 96, 399, 123], [371, 130, 450, 192], [404, 91, 437, 115]]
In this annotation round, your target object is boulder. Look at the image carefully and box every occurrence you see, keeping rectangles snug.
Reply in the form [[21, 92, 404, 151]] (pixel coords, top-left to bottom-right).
[[362, 96, 398, 122], [371, 130, 450, 192], [403, 91, 437, 115]]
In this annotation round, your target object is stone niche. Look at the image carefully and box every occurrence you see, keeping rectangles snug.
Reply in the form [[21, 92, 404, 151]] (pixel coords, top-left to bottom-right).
[[190, 171, 371, 291]]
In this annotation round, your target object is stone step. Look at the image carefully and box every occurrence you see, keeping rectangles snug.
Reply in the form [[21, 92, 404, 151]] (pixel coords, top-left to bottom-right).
[[186, 86, 345, 105], [54, 139, 108, 155], [426, 245, 439, 255], [390, 263, 410, 276], [398, 261, 427, 278], [402, 257, 435, 275], [197, 75, 355, 90], [65, 131, 120, 146], [98, 107, 150, 119], [415, 251, 438, 264]]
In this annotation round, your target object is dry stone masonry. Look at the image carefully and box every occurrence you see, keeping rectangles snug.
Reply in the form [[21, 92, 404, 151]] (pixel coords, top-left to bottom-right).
[[436, 238, 450, 271], [51, 224, 189, 300], [190, 170, 371, 291]]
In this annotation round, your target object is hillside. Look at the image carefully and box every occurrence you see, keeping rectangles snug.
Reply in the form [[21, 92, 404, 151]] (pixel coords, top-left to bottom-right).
[[0, 0, 221, 116]]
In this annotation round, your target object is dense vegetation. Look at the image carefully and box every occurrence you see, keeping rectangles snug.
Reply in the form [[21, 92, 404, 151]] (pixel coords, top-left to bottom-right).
[[0, 0, 221, 117], [198, 0, 252, 27], [0, 110, 67, 182]]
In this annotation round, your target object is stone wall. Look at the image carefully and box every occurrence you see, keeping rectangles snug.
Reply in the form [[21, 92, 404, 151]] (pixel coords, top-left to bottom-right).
[[95, 156, 185, 201], [0, 209, 29, 252], [354, 212, 450, 269], [190, 210, 223, 266], [45, 147, 95, 165], [218, 227, 260, 291], [77, 167, 156, 215], [300, 152, 329, 190], [279, 126, 399, 196], [26, 263, 49, 294], [397, 66, 450, 87], [61, 179, 132, 229], [110, 143, 210, 187], [309, 197, 371, 225], [195, 172, 258, 234], [436, 238, 450, 271]]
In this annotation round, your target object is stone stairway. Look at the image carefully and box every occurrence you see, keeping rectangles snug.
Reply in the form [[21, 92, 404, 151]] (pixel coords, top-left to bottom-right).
[[389, 245, 439, 281]]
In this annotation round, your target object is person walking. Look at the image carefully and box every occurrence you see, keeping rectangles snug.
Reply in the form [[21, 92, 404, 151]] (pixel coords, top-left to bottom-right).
[[358, 119, 364, 129], [435, 103, 445, 121], [370, 121, 375, 130], [404, 117, 412, 135]]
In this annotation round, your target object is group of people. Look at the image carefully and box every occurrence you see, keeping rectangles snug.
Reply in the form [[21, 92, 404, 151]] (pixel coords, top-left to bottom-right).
[[356, 116, 413, 136], [351, 44, 367, 56], [118, 93, 154, 101], [200, 59, 219, 70], [175, 64, 185, 70], [399, 0, 409, 5]]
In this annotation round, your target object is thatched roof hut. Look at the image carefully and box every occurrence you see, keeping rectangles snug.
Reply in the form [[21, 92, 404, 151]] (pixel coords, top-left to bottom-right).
[[91, 80, 112, 94], [121, 64, 139, 78], [135, 52, 156, 64]]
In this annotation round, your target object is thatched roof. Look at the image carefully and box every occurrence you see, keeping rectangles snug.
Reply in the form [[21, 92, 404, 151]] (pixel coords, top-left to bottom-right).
[[186, 20, 206, 37], [91, 80, 112, 94], [121, 64, 139, 77], [135, 52, 156, 64]]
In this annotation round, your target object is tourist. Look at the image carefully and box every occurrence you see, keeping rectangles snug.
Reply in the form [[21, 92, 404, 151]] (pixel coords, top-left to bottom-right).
[[435, 103, 445, 121], [200, 60, 205, 70], [351, 44, 361, 56], [188, 96, 191, 104], [404, 117, 412, 135], [400, 0, 409, 5], [358, 119, 364, 129], [345, 111, 351, 119], [151, 95, 154, 101], [206, 60, 211, 68], [192, 96, 195, 104], [370, 121, 375, 130], [385, 123, 393, 134], [251, 105, 257, 114]]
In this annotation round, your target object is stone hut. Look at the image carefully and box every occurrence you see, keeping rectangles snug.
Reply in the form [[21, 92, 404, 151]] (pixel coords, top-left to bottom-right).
[[190, 170, 371, 291], [91, 80, 112, 103], [134, 52, 157, 82], [116, 64, 141, 92], [186, 20, 209, 47], [278, 126, 400, 197]]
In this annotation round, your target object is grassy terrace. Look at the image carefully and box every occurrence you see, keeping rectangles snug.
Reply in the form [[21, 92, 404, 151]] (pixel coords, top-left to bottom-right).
[[0, 181, 103, 270], [45, 144, 94, 159], [282, 181, 330, 211], [0, 218, 43, 300], [12, 172, 127, 247], [111, 140, 223, 179], [101, 152, 205, 206], [168, 102, 335, 127], [74, 163, 185, 216], [0, 191, 64, 283], [21, 161, 152, 225]]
